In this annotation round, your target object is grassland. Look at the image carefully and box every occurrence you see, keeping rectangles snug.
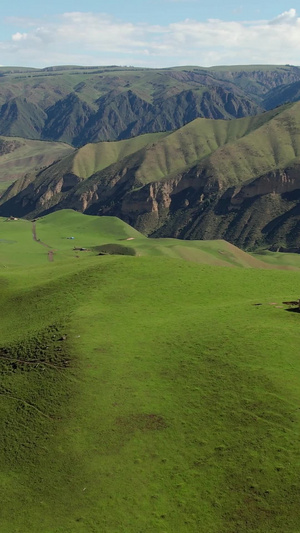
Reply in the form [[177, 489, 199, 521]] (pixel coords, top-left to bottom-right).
[[1, 210, 300, 532], [72, 133, 169, 179], [0, 64, 296, 105]]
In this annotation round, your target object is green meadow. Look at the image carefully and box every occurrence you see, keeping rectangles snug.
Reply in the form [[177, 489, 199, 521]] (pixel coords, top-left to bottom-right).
[[1, 210, 300, 532]]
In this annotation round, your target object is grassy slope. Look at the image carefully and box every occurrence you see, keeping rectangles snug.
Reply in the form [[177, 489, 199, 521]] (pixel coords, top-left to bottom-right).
[[75, 103, 297, 192], [72, 133, 169, 179], [0, 137, 74, 191], [252, 249, 300, 268], [0, 64, 298, 152], [70, 105, 286, 189], [1, 211, 300, 532], [133, 108, 285, 184], [0, 66, 232, 107], [8, 210, 292, 269], [126, 100, 300, 189], [203, 102, 300, 186], [0, 67, 212, 112], [0, 101, 297, 205], [207, 65, 291, 72]]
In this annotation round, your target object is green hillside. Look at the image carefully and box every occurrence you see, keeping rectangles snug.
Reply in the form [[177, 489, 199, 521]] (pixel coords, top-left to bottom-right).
[[1, 210, 285, 269], [0, 101, 295, 198], [1, 210, 300, 532], [68, 101, 297, 190], [72, 132, 169, 179], [129, 106, 290, 185], [193, 102, 300, 186], [0, 103, 284, 207]]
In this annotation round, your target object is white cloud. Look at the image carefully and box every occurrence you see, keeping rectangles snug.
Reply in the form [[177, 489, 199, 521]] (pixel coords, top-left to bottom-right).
[[12, 32, 27, 41], [270, 8, 297, 25], [1, 9, 300, 67]]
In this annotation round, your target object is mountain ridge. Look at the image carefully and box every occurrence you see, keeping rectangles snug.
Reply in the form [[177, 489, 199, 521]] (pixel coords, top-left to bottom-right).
[[0, 64, 299, 145], [2, 101, 300, 249]]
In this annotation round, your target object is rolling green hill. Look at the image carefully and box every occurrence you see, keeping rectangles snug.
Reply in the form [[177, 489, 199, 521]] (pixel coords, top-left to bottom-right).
[[2, 209, 291, 269], [1, 210, 300, 532]]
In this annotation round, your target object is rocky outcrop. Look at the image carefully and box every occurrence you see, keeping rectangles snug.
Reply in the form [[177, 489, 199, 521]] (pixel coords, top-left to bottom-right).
[[229, 168, 300, 206], [0, 169, 83, 218], [2, 153, 300, 249], [74, 162, 300, 250]]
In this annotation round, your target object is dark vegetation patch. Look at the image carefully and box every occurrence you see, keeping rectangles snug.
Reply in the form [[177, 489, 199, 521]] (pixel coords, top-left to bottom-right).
[[0, 319, 88, 528], [92, 243, 136, 256], [0, 324, 71, 374], [0, 139, 21, 155], [0, 322, 76, 469], [283, 299, 300, 312]]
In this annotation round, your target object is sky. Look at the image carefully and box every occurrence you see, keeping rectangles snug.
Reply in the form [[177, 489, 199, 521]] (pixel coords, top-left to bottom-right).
[[1, 1, 300, 68]]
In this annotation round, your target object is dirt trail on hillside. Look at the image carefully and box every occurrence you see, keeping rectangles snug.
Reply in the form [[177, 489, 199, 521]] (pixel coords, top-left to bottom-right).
[[32, 222, 55, 262]]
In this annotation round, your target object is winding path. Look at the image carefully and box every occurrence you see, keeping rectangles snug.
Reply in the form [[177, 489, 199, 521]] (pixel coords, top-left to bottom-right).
[[32, 221, 55, 262]]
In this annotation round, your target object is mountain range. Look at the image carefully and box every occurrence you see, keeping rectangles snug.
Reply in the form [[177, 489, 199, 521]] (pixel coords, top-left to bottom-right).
[[1, 97, 300, 249], [1, 64, 300, 250], [1, 64, 300, 145]]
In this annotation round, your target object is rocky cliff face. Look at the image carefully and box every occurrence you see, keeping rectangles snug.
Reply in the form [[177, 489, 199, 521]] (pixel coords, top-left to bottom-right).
[[61, 161, 300, 250], [2, 153, 300, 249]]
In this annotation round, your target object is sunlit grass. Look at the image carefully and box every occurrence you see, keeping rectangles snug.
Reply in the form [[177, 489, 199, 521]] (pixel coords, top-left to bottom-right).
[[1, 210, 300, 532]]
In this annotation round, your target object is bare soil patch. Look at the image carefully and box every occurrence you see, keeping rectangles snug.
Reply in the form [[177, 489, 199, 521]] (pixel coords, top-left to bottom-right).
[[32, 221, 55, 262]]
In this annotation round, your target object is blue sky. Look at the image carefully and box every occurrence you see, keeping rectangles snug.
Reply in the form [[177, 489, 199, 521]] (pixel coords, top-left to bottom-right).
[[1, 2, 299, 67]]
